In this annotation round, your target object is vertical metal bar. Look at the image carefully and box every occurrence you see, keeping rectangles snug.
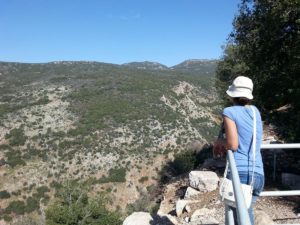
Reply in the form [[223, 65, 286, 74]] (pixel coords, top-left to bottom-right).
[[273, 151, 277, 181], [225, 204, 234, 225], [227, 150, 252, 225]]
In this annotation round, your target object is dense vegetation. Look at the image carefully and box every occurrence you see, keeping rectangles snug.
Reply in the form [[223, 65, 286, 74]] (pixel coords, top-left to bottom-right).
[[45, 182, 121, 225], [0, 60, 220, 223], [216, 0, 300, 141]]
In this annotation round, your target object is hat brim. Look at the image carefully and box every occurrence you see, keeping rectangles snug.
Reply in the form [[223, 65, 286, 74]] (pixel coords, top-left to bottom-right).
[[226, 85, 253, 100]]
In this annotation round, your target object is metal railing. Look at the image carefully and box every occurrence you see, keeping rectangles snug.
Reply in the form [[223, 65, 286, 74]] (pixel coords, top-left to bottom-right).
[[261, 143, 300, 181], [224, 143, 300, 225], [260, 143, 300, 197], [225, 150, 251, 225]]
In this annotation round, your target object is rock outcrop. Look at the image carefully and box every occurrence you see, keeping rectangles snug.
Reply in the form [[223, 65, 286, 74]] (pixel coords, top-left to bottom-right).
[[189, 171, 219, 192], [190, 208, 219, 224], [184, 187, 201, 199], [123, 212, 153, 225], [255, 209, 274, 225]]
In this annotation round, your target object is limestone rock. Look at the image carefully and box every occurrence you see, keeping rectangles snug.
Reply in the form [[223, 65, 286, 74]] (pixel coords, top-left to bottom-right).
[[190, 208, 219, 224], [184, 216, 190, 223], [184, 187, 201, 199], [189, 171, 219, 192], [123, 212, 153, 225], [185, 204, 192, 213], [255, 209, 274, 225], [176, 199, 189, 217]]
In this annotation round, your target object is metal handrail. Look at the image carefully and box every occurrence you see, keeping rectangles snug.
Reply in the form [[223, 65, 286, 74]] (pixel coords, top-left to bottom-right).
[[261, 143, 300, 149], [224, 143, 300, 225], [226, 150, 251, 225], [259, 143, 300, 225], [260, 143, 300, 196], [260, 190, 300, 196]]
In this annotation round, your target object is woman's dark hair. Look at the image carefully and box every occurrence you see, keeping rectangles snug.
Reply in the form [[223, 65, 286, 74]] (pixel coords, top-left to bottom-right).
[[233, 97, 252, 106]]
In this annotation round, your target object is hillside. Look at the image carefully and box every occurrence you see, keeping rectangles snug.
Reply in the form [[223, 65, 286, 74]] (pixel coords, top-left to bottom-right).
[[123, 61, 169, 70], [0, 60, 221, 223], [171, 59, 218, 75]]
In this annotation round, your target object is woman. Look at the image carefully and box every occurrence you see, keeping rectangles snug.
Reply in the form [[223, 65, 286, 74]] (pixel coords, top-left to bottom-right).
[[223, 76, 264, 225]]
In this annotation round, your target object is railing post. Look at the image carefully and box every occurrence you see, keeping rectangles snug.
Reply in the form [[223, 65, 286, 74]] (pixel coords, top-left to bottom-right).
[[273, 150, 277, 181], [223, 144, 300, 225], [225, 204, 234, 225], [227, 150, 252, 225]]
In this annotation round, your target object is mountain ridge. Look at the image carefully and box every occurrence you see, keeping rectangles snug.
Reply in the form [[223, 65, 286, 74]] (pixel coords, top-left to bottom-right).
[[0, 58, 219, 70]]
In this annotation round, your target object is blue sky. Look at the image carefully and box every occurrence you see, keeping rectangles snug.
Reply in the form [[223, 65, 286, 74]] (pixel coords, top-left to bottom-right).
[[0, 0, 240, 67]]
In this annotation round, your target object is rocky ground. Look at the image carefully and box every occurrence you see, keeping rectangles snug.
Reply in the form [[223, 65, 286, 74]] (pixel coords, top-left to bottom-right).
[[124, 158, 300, 225], [123, 123, 300, 225], [166, 170, 299, 225]]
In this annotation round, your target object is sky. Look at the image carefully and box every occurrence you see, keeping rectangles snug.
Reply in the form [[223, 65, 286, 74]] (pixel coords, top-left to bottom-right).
[[0, 0, 240, 67]]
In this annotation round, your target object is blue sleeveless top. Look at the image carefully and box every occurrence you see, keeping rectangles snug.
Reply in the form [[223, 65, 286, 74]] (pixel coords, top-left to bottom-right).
[[223, 105, 264, 176]]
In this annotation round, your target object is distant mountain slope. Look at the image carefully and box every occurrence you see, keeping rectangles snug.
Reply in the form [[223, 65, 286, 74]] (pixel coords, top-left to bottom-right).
[[123, 61, 169, 70], [171, 59, 218, 74], [0, 60, 221, 223]]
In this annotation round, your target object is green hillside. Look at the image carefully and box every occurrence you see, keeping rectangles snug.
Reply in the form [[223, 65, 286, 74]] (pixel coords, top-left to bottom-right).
[[171, 59, 218, 75], [0, 60, 220, 222]]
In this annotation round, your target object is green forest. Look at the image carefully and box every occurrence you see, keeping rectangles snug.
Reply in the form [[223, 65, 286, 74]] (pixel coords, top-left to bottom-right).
[[216, 0, 300, 141]]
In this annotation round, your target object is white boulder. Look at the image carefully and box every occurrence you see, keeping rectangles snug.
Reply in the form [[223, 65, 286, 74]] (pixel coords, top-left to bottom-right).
[[184, 187, 201, 199], [176, 199, 189, 217], [123, 212, 153, 225], [189, 171, 219, 192], [190, 208, 219, 224]]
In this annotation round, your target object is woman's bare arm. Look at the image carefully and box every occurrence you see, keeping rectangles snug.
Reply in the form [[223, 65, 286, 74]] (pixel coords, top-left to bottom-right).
[[223, 116, 239, 151]]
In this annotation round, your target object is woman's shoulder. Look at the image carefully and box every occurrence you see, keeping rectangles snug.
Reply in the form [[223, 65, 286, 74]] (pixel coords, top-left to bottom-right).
[[252, 105, 262, 119], [223, 105, 240, 113], [222, 106, 238, 120], [249, 105, 262, 115], [224, 105, 260, 111], [252, 105, 261, 112]]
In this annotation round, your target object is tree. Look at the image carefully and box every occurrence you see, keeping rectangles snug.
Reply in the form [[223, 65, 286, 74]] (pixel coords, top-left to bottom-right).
[[216, 0, 300, 141], [45, 181, 121, 225]]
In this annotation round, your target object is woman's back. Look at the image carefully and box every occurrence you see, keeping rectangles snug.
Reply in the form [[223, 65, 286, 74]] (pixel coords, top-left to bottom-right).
[[223, 105, 264, 175]]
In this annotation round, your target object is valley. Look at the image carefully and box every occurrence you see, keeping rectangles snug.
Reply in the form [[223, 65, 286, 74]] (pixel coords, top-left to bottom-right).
[[0, 60, 220, 223]]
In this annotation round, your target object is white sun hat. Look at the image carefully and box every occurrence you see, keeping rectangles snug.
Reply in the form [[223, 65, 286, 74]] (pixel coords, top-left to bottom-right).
[[226, 76, 254, 100]]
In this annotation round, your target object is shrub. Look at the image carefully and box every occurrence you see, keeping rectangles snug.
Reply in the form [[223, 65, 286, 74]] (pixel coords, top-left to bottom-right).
[[138, 176, 149, 183], [36, 186, 50, 195], [5, 128, 27, 146], [45, 182, 121, 225], [159, 145, 213, 183], [0, 190, 11, 199], [98, 168, 126, 183], [126, 191, 157, 214], [171, 151, 196, 175], [34, 96, 50, 105], [3, 215, 12, 222], [5, 150, 26, 168], [25, 197, 40, 213], [5, 200, 26, 215]]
